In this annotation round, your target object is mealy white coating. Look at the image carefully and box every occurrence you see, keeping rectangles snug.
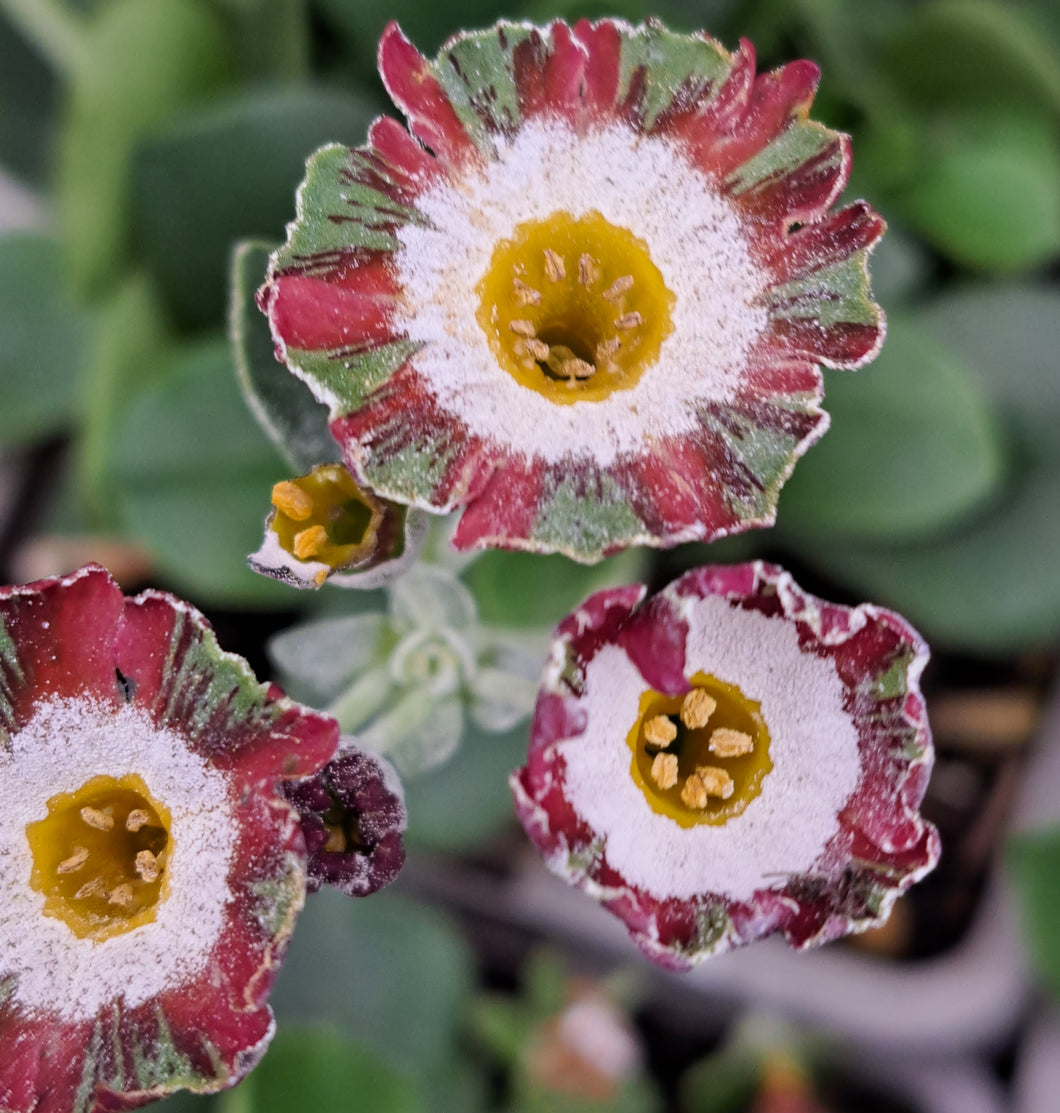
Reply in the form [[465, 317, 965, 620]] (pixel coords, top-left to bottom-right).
[[393, 120, 769, 466], [558, 595, 862, 902], [0, 698, 236, 1020]]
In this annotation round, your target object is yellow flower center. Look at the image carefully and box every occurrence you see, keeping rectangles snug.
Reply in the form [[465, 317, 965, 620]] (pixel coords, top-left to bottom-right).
[[271, 465, 385, 581], [627, 672, 772, 827], [476, 211, 674, 403], [26, 774, 172, 941]]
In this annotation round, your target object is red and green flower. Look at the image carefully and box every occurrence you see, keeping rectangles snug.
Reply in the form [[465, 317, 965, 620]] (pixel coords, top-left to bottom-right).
[[0, 566, 339, 1112], [511, 563, 938, 969], [261, 19, 884, 562]]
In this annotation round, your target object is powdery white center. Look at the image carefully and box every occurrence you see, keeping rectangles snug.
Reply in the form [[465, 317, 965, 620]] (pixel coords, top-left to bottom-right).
[[394, 120, 770, 467], [0, 698, 236, 1020], [558, 597, 861, 903]]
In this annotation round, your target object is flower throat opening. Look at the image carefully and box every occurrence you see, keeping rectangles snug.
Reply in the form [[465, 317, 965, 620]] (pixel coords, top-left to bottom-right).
[[271, 465, 385, 580], [476, 211, 674, 404], [627, 672, 772, 827], [26, 774, 171, 941]]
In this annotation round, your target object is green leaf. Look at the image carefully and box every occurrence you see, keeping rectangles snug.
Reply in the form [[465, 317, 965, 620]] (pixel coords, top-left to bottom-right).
[[75, 271, 170, 525], [465, 547, 648, 629], [240, 1027, 422, 1113], [230, 240, 339, 472], [270, 887, 475, 1080], [796, 284, 1060, 651], [1007, 825, 1060, 1005], [777, 316, 1005, 541], [111, 335, 294, 606], [920, 284, 1060, 452], [57, 0, 233, 295], [796, 449, 1060, 653], [404, 720, 528, 852], [679, 1049, 761, 1113], [0, 12, 60, 184], [897, 110, 1060, 271], [884, 0, 1060, 117], [133, 86, 379, 328], [0, 234, 94, 448]]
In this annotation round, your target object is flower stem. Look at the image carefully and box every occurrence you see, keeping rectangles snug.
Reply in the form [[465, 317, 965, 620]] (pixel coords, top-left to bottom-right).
[[327, 666, 392, 734], [0, 0, 86, 79]]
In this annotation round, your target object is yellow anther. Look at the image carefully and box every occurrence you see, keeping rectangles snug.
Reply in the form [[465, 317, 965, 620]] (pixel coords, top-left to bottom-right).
[[603, 275, 634, 301], [680, 773, 708, 810], [650, 751, 679, 790], [708, 728, 755, 758], [80, 807, 114, 832], [543, 248, 566, 283], [578, 253, 600, 287], [323, 826, 347, 853], [696, 765, 735, 799], [523, 338, 551, 361], [615, 311, 643, 330], [108, 884, 135, 908], [74, 877, 106, 901], [681, 689, 717, 730], [135, 849, 161, 883], [125, 809, 150, 832], [509, 318, 537, 337], [293, 524, 329, 561], [512, 278, 542, 306], [643, 714, 677, 747], [271, 480, 315, 522], [56, 847, 89, 875], [595, 338, 621, 364]]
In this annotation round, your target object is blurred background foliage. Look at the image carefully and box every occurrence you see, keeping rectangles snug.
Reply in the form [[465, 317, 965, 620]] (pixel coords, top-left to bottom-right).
[[0, 0, 1059, 1108]]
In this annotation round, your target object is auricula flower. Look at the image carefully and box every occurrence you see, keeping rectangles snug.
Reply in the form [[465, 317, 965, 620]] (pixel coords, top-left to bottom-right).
[[511, 564, 939, 969], [249, 463, 426, 589], [261, 19, 884, 562], [0, 566, 338, 1112], [282, 742, 406, 897]]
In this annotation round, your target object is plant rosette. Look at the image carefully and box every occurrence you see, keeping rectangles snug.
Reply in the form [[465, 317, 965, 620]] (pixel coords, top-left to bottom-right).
[[0, 566, 339, 1112], [260, 19, 884, 563], [511, 563, 939, 970]]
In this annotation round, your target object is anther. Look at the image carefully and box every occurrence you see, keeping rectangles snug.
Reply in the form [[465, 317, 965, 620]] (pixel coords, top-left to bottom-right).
[[323, 826, 347, 853], [56, 847, 89, 875], [81, 807, 114, 832], [696, 765, 735, 799], [509, 319, 537, 338], [75, 877, 107, 901], [643, 714, 677, 747], [135, 849, 161, 883], [680, 773, 708, 810], [126, 810, 150, 832], [523, 338, 550, 361], [595, 338, 621, 365], [543, 249, 566, 283], [512, 278, 541, 306], [603, 275, 634, 301], [271, 480, 314, 522], [293, 524, 328, 561], [650, 752, 679, 790], [108, 884, 135, 908], [681, 690, 717, 730], [615, 312, 643, 331], [709, 728, 754, 758], [578, 254, 600, 287]]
